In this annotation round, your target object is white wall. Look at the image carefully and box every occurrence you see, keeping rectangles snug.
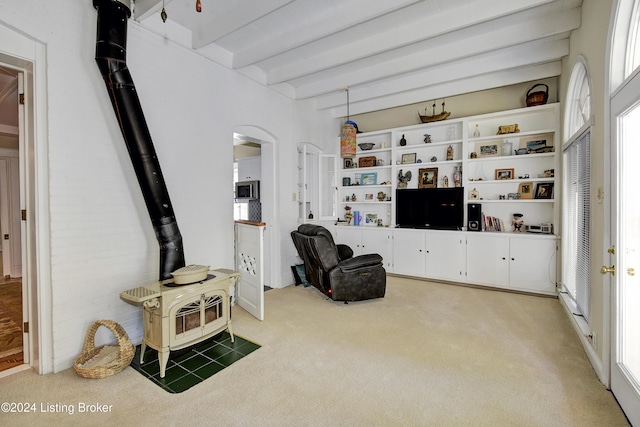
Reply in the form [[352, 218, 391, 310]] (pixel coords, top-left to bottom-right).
[[0, 0, 326, 372]]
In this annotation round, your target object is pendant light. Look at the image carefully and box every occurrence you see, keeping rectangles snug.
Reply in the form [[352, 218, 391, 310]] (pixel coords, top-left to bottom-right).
[[340, 87, 357, 158], [196, 0, 202, 12]]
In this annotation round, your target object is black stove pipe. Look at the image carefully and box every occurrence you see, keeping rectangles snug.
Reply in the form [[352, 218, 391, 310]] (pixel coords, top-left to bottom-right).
[[93, 0, 185, 280]]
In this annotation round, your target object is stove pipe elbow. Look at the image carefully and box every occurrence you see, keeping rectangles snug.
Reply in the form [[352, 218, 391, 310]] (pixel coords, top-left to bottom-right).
[[93, 0, 185, 280]]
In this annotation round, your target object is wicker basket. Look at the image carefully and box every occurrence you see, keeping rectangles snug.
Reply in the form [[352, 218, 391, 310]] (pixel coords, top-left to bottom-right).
[[526, 83, 549, 107], [74, 320, 135, 379]]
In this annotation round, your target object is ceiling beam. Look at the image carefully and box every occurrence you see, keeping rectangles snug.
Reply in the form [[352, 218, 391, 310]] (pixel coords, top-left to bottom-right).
[[230, 0, 420, 69], [192, 0, 295, 49], [316, 38, 568, 111], [328, 62, 562, 117], [133, 0, 165, 21], [291, 8, 578, 99], [239, 0, 553, 71]]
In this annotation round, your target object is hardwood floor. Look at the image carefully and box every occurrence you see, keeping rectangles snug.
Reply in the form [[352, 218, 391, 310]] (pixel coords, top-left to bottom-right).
[[0, 272, 23, 372]]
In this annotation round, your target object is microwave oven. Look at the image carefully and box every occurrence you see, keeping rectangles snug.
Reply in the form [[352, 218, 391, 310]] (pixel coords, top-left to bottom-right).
[[235, 180, 260, 200]]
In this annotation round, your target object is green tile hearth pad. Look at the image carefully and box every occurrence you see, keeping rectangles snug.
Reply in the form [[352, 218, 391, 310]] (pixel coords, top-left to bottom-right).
[[130, 332, 260, 393]]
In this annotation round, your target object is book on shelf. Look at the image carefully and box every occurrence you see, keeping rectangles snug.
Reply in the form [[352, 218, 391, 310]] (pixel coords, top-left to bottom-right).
[[482, 214, 504, 232]]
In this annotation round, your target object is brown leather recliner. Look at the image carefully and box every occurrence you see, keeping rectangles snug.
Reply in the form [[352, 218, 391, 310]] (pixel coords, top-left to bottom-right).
[[291, 224, 386, 302]]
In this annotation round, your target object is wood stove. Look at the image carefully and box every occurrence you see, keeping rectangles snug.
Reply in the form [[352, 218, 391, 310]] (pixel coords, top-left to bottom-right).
[[121, 268, 240, 378]]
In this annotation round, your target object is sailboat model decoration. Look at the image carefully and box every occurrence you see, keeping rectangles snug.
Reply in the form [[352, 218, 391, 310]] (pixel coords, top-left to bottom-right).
[[418, 99, 451, 123]]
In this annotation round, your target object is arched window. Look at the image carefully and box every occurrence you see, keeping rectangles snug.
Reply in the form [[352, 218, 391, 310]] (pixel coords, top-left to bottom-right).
[[625, 0, 640, 77], [564, 60, 591, 139], [562, 58, 592, 322]]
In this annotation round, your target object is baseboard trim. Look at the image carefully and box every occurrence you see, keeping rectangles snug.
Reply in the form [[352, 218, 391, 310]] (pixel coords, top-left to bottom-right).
[[558, 293, 607, 385]]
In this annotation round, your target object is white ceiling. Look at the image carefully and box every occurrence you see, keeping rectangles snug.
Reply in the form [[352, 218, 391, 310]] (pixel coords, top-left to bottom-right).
[[0, 0, 581, 135], [134, 0, 581, 117]]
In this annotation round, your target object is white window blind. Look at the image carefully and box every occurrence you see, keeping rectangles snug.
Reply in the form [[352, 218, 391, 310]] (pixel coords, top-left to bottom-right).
[[562, 129, 591, 320]]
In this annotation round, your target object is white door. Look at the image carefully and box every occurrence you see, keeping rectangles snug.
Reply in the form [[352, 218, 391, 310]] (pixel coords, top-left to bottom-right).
[[610, 68, 640, 425], [0, 159, 11, 276], [235, 222, 264, 320]]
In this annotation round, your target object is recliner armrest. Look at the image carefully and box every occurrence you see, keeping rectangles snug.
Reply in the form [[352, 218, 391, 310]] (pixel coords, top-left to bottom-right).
[[338, 254, 383, 272], [336, 244, 354, 261]]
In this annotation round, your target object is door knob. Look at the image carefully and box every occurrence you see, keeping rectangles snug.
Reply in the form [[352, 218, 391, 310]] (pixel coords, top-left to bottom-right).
[[628, 268, 635, 276], [600, 265, 615, 276]]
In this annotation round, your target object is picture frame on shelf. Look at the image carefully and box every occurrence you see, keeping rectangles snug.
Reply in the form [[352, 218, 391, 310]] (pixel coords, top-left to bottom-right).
[[342, 177, 351, 187], [418, 167, 438, 189], [401, 153, 417, 164], [507, 192, 520, 200], [344, 158, 353, 169], [476, 142, 501, 157], [535, 182, 554, 199], [364, 212, 378, 226], [520, 133, 554, 153], [365, 193, 374, 200], [495, 168, 515, 180], [361, 172, 378, 186], [518, 182, 534, 199]]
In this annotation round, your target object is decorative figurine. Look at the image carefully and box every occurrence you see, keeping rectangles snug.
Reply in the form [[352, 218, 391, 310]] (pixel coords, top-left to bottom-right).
[[308, 211, 314, 220], [470, 188, 479, 200], [400, 134, 407, 146], [397, 169, 412, 189], [446, 145, 454, 161], [473, 124, 481, 137], [442, 175, 449, 188], [424, 134, 432, 143], [377, 191, 387, 201], [344, 206, 353, 224], [430, 156, 437, 162], [512, 213, 524, 232], [351, 193, 357, 201]]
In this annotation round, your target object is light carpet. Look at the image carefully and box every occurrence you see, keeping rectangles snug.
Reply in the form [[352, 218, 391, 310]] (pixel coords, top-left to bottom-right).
[[0, 276, 629, 426]]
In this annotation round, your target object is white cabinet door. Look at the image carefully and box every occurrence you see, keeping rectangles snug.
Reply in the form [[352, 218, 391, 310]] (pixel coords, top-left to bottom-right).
[[392, 229, 426, 276], [465, 233, 509, 288], [361, 229, 393, 269], [335, 227, 364, 255], [509, 236, 556, 294], [237, 156, 261, 181], [425, 231, 466, 282], [335, 227, 393, 269]]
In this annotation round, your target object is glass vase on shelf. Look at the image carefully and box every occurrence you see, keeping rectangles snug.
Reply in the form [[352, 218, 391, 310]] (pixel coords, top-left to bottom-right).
[[452, 166, 462, 188]]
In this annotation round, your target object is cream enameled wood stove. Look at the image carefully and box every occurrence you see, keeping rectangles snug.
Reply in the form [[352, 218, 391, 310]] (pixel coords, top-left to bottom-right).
[[121, 268, 240, 378]]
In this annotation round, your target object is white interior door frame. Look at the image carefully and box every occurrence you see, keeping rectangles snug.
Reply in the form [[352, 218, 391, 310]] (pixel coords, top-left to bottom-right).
[[609, 71, 640, 426], [0, 22, 52, 374]]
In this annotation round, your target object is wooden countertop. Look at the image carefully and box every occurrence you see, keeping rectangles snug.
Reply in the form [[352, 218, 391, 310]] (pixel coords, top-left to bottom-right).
[[235, 220, 266, 227]]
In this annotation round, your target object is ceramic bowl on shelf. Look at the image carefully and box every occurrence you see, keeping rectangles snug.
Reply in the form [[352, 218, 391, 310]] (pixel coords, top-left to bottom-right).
[[358, 143, 375, 150]]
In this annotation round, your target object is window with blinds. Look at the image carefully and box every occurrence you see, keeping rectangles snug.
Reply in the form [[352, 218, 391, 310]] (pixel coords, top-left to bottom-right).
[[562, 129, 591, 320]]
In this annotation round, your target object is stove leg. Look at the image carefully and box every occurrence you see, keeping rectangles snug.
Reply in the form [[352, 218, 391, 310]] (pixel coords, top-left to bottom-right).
[[140, 342, 147, 363], [227, 321, 235, 343], [159, 350, 170, 378]]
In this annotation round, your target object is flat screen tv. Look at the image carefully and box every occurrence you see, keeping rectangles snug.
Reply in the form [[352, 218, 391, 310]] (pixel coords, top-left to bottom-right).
[[395, 187, 464, 230]]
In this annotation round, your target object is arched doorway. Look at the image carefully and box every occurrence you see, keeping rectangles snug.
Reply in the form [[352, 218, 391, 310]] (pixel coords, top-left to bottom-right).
[[233, 126, 280, 317]]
